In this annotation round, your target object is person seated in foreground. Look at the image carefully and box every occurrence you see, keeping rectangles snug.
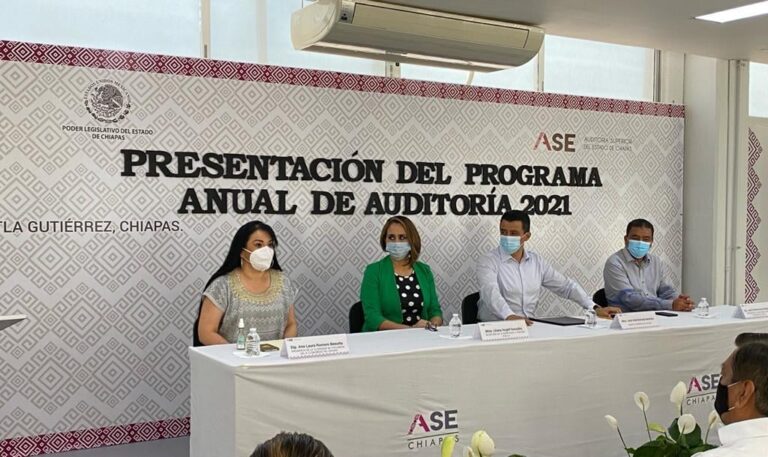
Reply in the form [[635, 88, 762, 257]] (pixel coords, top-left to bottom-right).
[[693, 342, 768, 456], [360, 216, 443, 331], [734, 332, 768, 347], [476, 210, 620, 324], [604, 218, 694, 312], [251, 432, 334, 457]]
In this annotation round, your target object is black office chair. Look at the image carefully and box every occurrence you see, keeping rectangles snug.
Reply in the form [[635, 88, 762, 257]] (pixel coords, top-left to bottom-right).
[[349, 301, 364, 333], [592, 288, 608, 307], [461, 292, 480, 324]]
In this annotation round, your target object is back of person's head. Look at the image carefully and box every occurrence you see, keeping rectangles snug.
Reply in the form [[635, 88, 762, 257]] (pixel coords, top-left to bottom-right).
[[732, 342, 768, 417], [625, 218, 654, 237], [250, 432, 334, 457], [735, 332, 768, 347], [500, 210, 531, 233]]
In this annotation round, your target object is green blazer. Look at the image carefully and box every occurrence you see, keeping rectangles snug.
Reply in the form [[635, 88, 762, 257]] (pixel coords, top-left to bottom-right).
[[360, 256, 442, 332]]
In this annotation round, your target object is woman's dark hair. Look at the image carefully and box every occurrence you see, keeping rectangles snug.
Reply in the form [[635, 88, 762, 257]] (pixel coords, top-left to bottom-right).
[[250, 432, 333, 457], [204, 221, 281, 290], [193, 221, 281, 346]]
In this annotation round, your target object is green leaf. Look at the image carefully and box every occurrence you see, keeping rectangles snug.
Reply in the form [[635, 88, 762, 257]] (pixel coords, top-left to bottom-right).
[[632, 446, 659, 457], [690, 444, 717, 453], [668, 420, 704, 448], [633, 441, 677, 457], [683, 425, 704, 448], [668, 418, 680, 441]]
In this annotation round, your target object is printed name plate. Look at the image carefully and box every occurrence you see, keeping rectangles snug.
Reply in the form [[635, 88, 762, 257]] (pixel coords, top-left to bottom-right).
[[475, 320, 529, 341], [280, 334, 350, 359], [610, 311, 659, 330], [733, 303, 768, 319]]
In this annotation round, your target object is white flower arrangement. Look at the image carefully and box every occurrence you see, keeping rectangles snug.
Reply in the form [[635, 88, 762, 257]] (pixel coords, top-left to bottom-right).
[[440, 430, 524, 457], [605, 382, 719, 457]]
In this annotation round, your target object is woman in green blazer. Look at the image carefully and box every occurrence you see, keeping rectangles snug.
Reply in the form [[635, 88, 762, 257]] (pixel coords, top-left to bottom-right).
[[360, 216, 443, 331]]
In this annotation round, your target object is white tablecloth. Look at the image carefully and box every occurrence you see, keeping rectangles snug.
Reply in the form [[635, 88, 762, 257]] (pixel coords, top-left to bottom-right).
[[189, 307, 768, 457]]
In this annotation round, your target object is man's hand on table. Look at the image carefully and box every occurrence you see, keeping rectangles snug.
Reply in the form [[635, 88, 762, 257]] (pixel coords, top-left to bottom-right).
[[505, 314, 533, 326], [596, 306, 621, 319], [672, 295, 694, 312]]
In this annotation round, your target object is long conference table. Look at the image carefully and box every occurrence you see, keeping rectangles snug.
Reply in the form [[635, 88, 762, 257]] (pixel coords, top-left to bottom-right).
[[189, 306, 768, 457]]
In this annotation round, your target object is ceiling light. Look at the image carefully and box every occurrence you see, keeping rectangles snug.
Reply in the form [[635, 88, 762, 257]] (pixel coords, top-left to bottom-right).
[[696, 1, 768, 23]]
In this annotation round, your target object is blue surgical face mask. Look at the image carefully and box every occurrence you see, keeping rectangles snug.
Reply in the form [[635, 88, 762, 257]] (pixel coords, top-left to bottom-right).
[[627, 239, 651, 259], [386, 242, 411, 261], [500, 236, 521, 255]]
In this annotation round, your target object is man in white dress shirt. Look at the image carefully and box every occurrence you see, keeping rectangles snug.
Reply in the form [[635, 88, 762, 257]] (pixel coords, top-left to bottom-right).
[[476, 210, 621, 323], [694, 342, 768, 456]]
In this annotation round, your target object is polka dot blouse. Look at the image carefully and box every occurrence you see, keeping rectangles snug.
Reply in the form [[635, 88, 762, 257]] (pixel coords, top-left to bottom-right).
[[396, 272, 423, 326]]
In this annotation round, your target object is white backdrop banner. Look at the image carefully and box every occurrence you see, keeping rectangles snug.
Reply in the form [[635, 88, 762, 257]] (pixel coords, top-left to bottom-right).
[[0, 41, 684, 454]]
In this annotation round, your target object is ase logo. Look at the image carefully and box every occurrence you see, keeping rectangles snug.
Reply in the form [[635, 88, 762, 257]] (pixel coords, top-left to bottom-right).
[[406, 409, 459, 451], [84, 79, 131, 123], [533, 132, 576, 152], [686, 373, 721, 406]]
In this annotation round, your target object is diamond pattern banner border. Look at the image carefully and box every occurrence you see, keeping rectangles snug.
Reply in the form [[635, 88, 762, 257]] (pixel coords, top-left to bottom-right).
[[746, 128, 763, 303], [0, 40, 684, 118], [0, 417, 189, 457]]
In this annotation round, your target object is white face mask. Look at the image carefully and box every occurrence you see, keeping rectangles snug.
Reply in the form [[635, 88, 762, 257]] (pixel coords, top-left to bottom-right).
[[243, 246, 274, 272]]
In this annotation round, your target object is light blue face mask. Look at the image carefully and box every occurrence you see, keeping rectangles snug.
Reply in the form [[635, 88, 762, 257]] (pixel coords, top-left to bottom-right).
[[500, 236, 521, 255], [386, 242, 411, 261], [627, 239, 651, 259]]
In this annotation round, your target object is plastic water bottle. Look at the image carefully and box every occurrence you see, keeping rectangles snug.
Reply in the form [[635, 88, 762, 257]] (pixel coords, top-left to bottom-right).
[[449, 313, 462, 338], [697, 298, 710, 317], [584, 309, 597, 328], [236, 318, 246, 351], [245, 328, 260, 356]]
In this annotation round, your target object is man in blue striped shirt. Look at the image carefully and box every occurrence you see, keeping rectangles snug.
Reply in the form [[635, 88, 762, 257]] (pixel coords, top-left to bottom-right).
[[603, 218, 694, 312]]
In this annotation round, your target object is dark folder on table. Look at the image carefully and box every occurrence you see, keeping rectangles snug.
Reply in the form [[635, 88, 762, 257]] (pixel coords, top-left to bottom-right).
[[530, 316, 584, 326]]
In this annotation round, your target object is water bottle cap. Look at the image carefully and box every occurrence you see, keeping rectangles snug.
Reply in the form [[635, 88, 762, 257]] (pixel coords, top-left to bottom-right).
[[238, 318, 244, 328], [452, 313, 459, 317], [249, 328, 257, 332]]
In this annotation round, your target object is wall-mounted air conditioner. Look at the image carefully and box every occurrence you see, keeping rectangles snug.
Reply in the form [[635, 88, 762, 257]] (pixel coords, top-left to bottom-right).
[[291, 0, 544, 72]]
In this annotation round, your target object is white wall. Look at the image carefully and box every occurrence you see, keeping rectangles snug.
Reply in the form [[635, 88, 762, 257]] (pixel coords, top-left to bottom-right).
[[681, 56, 756, 307], [682, 55, 730, 304]]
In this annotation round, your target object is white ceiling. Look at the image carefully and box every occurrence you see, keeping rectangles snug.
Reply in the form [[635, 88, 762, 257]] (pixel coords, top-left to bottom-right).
[[386, 0, 768, 63]]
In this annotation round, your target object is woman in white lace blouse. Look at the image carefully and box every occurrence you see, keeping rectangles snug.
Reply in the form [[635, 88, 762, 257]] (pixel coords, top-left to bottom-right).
[[195, 221, 298, 345]]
